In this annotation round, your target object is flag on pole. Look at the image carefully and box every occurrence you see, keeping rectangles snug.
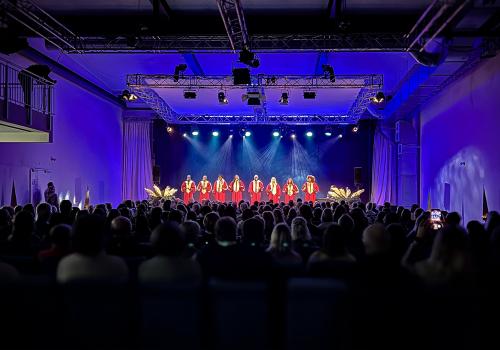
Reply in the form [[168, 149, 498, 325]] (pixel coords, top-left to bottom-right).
[[482, 185, 489, 221], [426, 189, 432, 211], [84, 187, 90, 209], [10, 180, 17, 208]]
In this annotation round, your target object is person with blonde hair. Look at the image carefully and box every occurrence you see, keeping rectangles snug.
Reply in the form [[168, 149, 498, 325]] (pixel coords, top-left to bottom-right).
[[266, 223, 302, 265]]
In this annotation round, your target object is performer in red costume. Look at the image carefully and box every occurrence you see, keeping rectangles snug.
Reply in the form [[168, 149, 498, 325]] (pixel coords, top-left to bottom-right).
[[213, 175, 228, 202], [181, 175, 196, 203], [283, 178, 299, 203], [229, 175, 245, 203], [302, 175, 319, 202], [197, 175, 212, 202], [248, 174, 264, 204], [266, 177, 281, 203]]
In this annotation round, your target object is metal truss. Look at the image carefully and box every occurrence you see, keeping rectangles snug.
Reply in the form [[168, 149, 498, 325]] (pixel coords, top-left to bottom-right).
[[0, 0, 82, 52], [174, 114, 361, 125], [55, 33, 408, 53], [127, 74, 383, 90], [216, 0, 249, 51], [348, 87, 379, 119], [128, 87, 178, 122]]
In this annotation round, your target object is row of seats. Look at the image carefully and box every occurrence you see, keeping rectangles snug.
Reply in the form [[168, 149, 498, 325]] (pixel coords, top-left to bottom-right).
[[0, 275, 487, 350]]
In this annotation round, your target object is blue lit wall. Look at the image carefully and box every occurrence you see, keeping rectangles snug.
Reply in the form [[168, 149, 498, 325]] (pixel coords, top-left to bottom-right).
[[153, 120, 375, 201]]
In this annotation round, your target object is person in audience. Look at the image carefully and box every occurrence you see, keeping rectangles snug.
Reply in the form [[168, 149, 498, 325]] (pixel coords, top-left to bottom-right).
[[107, 216, 139, 256], [57, 214, 128, 283], [181, 220, 201, 258], [4, 210, 39, 255], [316, 208, 334, 234], [35, 202, 52, 243], [38, 224, 71, 275], [196, 216, 265, 279], [262, 211, 275, 241], [308, 223, 355, 265], [291, 216, 317, 261], [266, 223, 302, 266], [139, 222, 202, 284]]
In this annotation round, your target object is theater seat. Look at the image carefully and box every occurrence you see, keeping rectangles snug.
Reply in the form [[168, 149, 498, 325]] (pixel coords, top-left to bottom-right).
[[60, 281, 136, 350], [139, 281, 202, 350], [286, 278, 349, 350], [209, 279, 270, 350]]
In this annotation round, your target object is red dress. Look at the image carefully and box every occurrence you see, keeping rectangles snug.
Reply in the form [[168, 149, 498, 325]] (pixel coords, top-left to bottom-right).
[[229, 179, 245, 203], [248, 180, 264, 204], [302, 182, 319, 202], [213, 179, 228, 202], [181, 180, 196, 203], [283, 183, 299, 203], [197, 180, 212, 202], [266, 183, 281, 203]]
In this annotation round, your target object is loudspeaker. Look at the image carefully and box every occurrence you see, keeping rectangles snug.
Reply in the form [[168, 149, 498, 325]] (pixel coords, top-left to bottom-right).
[[153, 165, 160, 183], [354, 167, 362, 185]]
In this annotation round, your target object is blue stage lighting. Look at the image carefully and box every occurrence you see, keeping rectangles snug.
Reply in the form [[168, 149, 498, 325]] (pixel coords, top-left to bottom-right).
[[324, 131, 332, 137], [291, 133, 296, 139], [272, 131, 280, 137], [245, 131, 251, 137], [306, 131, 313, 137], [212, 130, 220, 137], [192, 130, 199, 136], [182, 133, 187, 137], [338, 134, 343, 138]]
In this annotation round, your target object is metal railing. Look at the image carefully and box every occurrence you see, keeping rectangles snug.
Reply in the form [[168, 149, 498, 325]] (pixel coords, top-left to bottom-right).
[[0, 60, 54, 126]]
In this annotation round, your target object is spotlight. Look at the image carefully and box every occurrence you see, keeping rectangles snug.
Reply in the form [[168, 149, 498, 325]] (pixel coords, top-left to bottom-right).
[[245, 131, 251, 137], [303, 91, 316, 99], [184, 90, 197, 99], [212, 130, 220, 137], [233, 68, 251, 85], [173, 64, 187, 82], [324, 126, 332, 137], [120, 90, 138, 101], [166, 126, 174, 134], [279, 92, 289, 105], [182, 133, 187, 137], [352, 125, 359, 133], [291, 133, 296, 139], [229, 134, 233, 138], [338, 134, 343, 138], [372, 92, 385, 103], [218, 91, 228, 104], [191, 129, 199, 136], [272, 130, 280, 137], [322, 64, 335, 82], [306, 131, 313, 137], [239, 47, 260, 68]]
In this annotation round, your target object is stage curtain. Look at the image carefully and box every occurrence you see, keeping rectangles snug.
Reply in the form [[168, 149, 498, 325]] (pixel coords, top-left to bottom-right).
[[122, 119, 153, 201], [371, 126, 394, 205]]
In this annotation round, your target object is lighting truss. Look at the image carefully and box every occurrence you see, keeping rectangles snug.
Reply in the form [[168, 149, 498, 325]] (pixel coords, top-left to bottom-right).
[[0, 0, 83, 52], [174, 115, 361, 125], [50, 34, 408, 53], [127, 74, 383, 90], [216, 0, 249, 51]]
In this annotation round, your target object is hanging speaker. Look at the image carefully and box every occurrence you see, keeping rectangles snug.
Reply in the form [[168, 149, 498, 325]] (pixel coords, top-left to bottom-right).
[[354, 167, 362, 185]]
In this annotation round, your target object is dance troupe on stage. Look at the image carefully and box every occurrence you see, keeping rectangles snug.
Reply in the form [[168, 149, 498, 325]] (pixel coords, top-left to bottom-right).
[[180, 174, 320, 204]]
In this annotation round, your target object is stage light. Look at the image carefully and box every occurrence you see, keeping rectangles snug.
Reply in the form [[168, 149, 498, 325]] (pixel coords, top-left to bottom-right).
[[212, 130, 220, 137], [291, 133, 296, 139], [229, 134, 233, 138], [306, 131, 313, 137], [279, 92, 289, 105], [338, 134, 343, 138], [120, 90, 138, 101], [324, 126, 332, 137], [322, 64, 335, 82], [174, 64, 187, 82], [239, 47, 260, 68], [218, 91, 228, 104], [233, 68, 251, 85], [191, 129, 199, 136], [184, 90, 197, 99], [183, 133, 187, 137], [245, 131, 251, 137], [372, 92, 385, 103], [166, 126, 174, 134], [272, 130, 280, 137], [303, 91, 316, 99], [352, 125, 359, 133]]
